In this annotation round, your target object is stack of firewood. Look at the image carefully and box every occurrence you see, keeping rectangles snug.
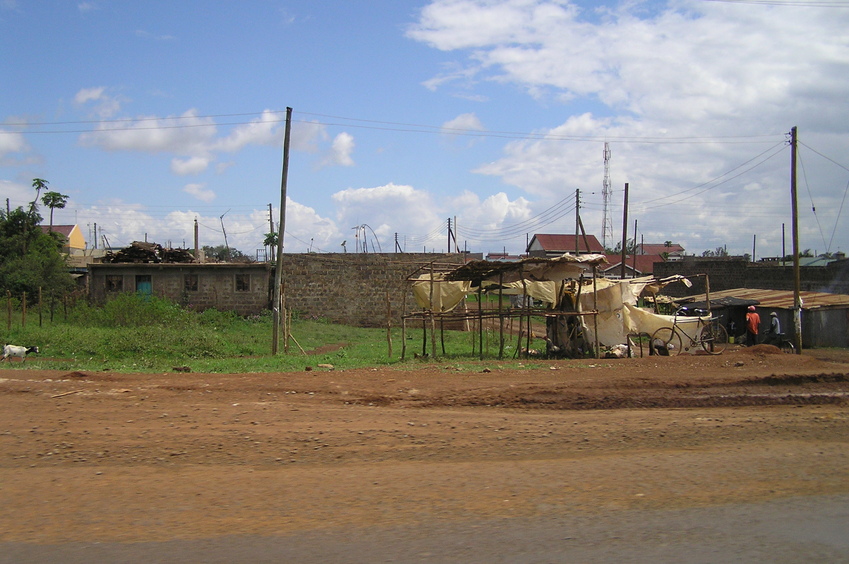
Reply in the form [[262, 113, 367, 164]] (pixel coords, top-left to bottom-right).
[[103, 241, 195, 263]]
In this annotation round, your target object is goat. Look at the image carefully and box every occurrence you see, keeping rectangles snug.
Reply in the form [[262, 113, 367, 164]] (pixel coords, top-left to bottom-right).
[[2, 345, 39, 362]]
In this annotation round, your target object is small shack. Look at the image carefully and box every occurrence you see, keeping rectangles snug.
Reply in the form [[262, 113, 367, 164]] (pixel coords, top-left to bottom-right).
[[676, 288, 849, 348]]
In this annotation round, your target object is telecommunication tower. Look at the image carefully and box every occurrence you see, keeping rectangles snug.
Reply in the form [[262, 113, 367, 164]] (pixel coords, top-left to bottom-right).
[[601, 142, 613, 249]]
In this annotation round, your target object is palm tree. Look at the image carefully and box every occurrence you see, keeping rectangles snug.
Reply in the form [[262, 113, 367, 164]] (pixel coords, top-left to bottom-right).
[[31, 178, 48, 213], [41, 191, 69, 231]]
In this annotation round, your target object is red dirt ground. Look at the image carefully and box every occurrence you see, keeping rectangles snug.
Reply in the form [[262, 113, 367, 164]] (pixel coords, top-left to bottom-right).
[[1, 345, 848, 544]]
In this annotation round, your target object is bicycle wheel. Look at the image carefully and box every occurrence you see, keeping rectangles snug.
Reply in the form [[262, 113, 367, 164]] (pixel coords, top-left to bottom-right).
[[699, 322, 728, 354], [651, 327, 682, 356], [780, 340, 796, 354]]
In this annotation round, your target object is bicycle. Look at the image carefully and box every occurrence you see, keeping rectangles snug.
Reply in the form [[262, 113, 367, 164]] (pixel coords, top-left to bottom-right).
[[651, 307, 729, 356], [762, 333, 796, 354]]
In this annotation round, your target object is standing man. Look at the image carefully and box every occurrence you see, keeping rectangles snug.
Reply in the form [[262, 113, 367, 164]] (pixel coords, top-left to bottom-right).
[[745, 305, 761, 347], [763, 311, 781, 346]]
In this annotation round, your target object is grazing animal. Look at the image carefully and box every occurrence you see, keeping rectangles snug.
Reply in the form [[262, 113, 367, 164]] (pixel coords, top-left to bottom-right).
[[2, 345, 39, 362]]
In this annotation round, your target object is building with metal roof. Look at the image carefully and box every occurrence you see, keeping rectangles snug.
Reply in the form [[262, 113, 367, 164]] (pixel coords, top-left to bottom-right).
[[676, 288, 849, 348]]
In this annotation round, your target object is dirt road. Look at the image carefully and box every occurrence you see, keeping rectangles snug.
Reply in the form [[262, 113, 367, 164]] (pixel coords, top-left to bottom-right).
[[1, 345, 848, 559]]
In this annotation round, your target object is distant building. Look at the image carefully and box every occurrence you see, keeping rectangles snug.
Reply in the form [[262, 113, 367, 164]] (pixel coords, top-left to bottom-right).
[[40, 224, 85, 255], [601, 254, 665, 279], [89, 263, 272, 315], [636, 242, 685, 260], [526, 233, 605, 257]]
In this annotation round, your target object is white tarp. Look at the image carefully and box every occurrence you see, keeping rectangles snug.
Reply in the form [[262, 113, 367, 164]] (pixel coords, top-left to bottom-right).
[[411, 274, 471, 312], [578, 276, 703, 347]]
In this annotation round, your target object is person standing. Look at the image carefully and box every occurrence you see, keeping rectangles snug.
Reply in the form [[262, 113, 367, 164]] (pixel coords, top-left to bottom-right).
[[763, 311, 781, 346], [745, 305, 761, 346]]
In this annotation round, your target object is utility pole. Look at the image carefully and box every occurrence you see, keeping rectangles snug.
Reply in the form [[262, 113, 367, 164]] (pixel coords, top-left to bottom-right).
[[219, 210, 231, 261], [601, 142, 613, 249], [620, 183, 629, 279], [575, 188, 580, 254], [272, 107, 293, 355], [752, 234, 756, 263], [790, 126, 802, 353], [194, 219, 199, 261]]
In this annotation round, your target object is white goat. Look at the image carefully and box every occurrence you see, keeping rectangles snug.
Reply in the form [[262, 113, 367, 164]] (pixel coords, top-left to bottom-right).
[[2, 345, 39, 362]]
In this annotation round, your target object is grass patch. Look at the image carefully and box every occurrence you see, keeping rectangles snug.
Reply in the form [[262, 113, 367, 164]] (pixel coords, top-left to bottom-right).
[[2, 294, 553, 373]]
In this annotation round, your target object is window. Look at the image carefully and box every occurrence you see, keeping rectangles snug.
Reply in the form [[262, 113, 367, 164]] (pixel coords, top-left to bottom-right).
[[184, 274, 198, 292], [235, 273, 250, 292], [105, 275, 123, 292]]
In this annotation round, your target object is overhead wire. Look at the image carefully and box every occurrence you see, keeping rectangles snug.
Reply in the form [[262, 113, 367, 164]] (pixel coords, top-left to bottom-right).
[[797, 148, 829, 253]]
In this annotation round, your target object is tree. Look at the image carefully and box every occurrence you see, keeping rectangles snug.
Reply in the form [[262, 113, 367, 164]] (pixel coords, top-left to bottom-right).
[[31, 178, 48, 213], [201, 244, 253, 262], [0, 206, 74, 304], [41, 191, 69, 231]]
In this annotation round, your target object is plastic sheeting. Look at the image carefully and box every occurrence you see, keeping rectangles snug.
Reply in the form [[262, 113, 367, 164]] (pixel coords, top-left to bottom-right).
[[578, 276, 703, 347], [411, 274, 471, 312]]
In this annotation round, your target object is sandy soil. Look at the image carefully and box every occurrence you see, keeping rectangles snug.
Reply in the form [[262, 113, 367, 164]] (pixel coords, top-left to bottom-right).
[[1, 345, 848, 545]]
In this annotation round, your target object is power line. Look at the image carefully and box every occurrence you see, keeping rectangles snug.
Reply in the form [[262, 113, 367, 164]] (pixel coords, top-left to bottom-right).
[[2, 109, 785, 144]]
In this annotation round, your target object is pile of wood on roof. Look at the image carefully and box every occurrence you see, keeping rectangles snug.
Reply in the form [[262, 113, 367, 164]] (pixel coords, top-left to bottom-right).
[[103, 241, 196, 263]]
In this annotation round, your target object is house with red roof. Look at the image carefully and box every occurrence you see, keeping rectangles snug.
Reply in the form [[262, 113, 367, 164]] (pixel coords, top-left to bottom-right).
[[526, 233, 605, 257], [636, 242, 685, 260]]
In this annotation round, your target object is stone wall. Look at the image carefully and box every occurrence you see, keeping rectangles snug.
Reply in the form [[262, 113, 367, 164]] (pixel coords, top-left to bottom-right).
[[279, 253, 464, 327], [653, 258, 849, 297]]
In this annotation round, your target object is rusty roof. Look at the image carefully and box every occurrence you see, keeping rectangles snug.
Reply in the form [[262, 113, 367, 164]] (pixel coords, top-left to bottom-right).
[[677, 288, 849, 310]]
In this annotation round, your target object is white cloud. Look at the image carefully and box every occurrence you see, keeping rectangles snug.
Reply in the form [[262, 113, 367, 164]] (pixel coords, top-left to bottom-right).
[[73, 86, 123, 118], [171, 156, 211, 176], [77, 2, 96, 12], [442, 112, 484, 133], [79, 109, 217, 155], [183, 183, 216, 203], [332, 183, 442, 249], [320, 132, 355, 167], [0, 129, 29, 157], [215, 110, 284, 152], [408, 0, 849, 256]]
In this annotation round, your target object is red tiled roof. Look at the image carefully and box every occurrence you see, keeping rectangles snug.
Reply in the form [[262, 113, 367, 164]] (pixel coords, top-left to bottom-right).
[[529, 233, 604, 253], [39, 225, 76, 237], [601, 254, 665, 274], [638, 243, 684, 255]]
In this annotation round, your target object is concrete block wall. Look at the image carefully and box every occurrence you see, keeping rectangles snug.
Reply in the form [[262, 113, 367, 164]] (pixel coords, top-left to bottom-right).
[[653, 258, 849, 297], [280, 253, 463, 327]]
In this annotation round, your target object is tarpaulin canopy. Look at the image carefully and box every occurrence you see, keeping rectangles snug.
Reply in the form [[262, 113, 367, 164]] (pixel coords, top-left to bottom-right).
[[577, 276, 703, 347], [413, 253, 607, 311]]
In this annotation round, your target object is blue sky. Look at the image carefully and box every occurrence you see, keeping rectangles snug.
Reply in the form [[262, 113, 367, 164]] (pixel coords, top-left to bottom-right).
[[3, 0, 849, 259]]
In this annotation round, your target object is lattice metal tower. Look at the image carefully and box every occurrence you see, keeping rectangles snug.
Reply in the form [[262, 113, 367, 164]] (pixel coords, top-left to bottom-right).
[[601, 142, 613, 248]]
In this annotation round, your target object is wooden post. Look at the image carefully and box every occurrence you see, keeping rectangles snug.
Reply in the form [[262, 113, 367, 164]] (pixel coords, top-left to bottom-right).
[[38, 286, 43, 327], [6, 290, 11, 332], [593, 265, 599, 359], [620, 183, 629, 279], [498, 272, 504, 359], [790, 126, 802, 353], [22, 291, 26, 328], [386, 291, 393, 358], [401, 289, 408, 360], [478, 283, 484, 361]]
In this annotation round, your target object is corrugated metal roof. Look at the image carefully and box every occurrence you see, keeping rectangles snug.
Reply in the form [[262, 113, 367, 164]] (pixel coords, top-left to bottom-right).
[[677, 288, 849, 310]]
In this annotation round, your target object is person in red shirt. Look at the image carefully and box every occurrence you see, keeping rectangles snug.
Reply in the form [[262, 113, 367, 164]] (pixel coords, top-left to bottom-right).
[[745, 305, 761, 346]]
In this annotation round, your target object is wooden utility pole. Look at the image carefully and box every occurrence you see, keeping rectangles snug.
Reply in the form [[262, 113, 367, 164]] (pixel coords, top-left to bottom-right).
[[575, 188, 580, 254], [790, 126, 802, 353], [272, 107, 293, 355], [620, 183, 629, 279]]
